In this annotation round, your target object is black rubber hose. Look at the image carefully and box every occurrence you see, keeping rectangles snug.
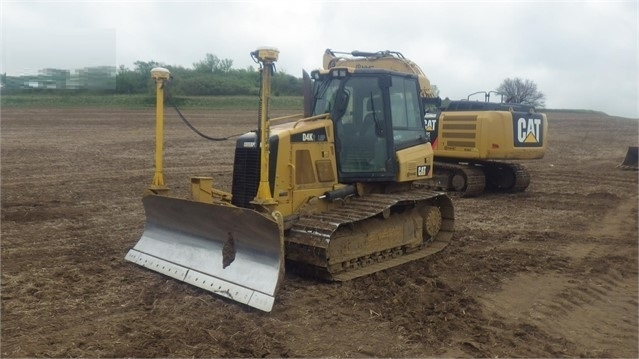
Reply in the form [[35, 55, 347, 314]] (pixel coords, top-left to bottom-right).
[[165, 93, 246, 142]]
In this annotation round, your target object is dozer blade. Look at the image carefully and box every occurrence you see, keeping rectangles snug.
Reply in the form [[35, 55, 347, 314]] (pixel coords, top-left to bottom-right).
[[125, 194, 284, 312], [618, 146, 638, 170]]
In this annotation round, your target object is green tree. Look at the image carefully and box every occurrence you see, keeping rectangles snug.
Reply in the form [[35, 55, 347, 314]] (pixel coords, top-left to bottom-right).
[[134, 60, 161, 74], [193, 54, 234, 73], [115, 61, 163, 94], [113, 65, 141, 93], [112, 54, 305, 96], [272, 72, 303, 96], [219, 58, 233, 73], [496, 77, 545, 108], [430, 84, 440, 97]]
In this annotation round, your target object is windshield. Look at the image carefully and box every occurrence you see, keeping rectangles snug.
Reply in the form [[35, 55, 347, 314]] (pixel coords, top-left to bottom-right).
[[312, 78, 341, 115], [314, 75, 389, 175]]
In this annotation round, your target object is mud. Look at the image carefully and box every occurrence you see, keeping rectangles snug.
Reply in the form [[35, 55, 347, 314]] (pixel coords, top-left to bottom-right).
[[1, 108, 637, 357]]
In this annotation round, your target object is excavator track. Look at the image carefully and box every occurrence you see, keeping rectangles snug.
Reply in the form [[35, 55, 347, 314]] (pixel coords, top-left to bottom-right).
[[422, 161, 531, 196], [423, 161, 486, 197], [284, 189, 454, 281], [483, 162, 531, 193]]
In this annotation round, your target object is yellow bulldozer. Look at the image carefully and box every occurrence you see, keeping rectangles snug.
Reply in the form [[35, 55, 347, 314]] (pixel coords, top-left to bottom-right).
[[324, 49, 548, 197], [126, 47, 455, 312]]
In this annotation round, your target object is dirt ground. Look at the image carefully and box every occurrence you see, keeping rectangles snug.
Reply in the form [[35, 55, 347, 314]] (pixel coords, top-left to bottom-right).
[[1, 107, 637, 358]]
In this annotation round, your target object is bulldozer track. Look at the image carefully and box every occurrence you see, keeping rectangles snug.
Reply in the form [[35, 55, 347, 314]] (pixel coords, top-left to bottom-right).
[[285, 189, 454, 281]]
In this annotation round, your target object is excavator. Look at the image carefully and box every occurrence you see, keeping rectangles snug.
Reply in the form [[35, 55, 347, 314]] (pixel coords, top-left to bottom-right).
[[125, 47, 454, 312], [324, 49, 548, 197]]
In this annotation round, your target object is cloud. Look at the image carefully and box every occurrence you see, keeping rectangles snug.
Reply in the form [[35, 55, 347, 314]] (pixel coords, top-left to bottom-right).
[[1, 0, 637, 118]]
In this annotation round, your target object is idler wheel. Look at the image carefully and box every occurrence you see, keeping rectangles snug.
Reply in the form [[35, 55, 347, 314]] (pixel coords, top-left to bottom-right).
[[421, 206, 442, 240], [451, 171, 467, 191]]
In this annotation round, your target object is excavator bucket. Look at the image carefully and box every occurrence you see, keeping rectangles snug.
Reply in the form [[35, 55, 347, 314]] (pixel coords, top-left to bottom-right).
[[618, 146, 638, 170], [125, 194, 284, 312]]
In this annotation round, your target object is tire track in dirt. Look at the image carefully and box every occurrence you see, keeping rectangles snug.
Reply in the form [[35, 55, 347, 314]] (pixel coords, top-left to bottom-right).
[[538, 171, 638, 190], [478, 193, 638, 358]]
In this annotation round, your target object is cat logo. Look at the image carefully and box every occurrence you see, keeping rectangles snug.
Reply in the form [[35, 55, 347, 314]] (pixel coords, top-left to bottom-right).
[[424, 119, 437, 132], [516, 117, 542, 144]]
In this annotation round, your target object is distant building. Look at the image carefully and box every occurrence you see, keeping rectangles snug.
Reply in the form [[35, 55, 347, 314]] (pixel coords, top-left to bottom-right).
[[6, 66, 116, 90]]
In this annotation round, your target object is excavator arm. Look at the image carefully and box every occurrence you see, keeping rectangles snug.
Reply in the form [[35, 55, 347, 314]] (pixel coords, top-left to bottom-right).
[[323, 49, 439, 101]]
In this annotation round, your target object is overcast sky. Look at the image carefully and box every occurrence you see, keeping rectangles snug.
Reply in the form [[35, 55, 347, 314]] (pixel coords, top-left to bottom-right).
[[2, 1, 637, 118]]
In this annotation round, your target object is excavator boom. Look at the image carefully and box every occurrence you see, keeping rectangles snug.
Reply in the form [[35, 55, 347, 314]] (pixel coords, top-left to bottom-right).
[[323, 49, 438, 100]]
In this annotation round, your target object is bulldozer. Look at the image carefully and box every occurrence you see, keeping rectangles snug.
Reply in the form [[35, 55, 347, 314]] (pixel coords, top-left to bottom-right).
[[324, 49, 548, 197], [125, 47, 455, 312]]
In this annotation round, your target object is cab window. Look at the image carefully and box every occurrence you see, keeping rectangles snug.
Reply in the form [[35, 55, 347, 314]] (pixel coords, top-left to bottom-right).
[[389, 77, 426, 148]]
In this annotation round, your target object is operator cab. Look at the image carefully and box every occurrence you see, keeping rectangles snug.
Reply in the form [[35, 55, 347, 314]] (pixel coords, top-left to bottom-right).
[[310, 67, 430, 183]]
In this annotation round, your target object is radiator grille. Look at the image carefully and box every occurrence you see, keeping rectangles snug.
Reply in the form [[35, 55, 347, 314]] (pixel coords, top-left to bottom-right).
[[231, 146, 260, 208], [440, 114, 478, 149]]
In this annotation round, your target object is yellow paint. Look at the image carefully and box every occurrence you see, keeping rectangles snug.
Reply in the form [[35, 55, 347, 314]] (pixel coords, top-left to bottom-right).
[[149, 67, 171, 194]]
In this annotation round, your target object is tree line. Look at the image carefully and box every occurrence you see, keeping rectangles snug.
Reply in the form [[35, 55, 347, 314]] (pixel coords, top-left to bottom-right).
[[117, 55, 302, 97], [2, 53, 545, 108], [1, 53, 304, 97]]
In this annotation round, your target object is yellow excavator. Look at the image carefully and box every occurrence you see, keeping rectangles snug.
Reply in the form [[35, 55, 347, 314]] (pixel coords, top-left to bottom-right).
[[324, 49, 548, 197], [126, 47, 454, 312]]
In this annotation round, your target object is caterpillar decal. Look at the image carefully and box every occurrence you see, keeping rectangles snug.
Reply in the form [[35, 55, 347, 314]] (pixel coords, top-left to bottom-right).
[[514, 114, 544, 147]]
